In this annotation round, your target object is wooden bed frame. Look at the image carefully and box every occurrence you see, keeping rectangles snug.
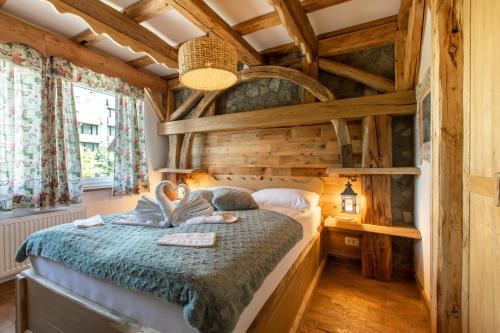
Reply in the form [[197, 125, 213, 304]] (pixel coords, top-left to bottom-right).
[[15, 176, 326, 333]]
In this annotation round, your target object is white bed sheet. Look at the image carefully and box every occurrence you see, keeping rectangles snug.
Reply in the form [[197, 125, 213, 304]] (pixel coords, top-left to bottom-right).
[[30, 206, 322, 333]]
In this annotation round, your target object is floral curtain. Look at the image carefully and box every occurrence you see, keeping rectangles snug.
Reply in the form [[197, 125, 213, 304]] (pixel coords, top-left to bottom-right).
[[113, 94, 149, 195], [41, 57, 82, 206], [0, 42, 149, 209], [0, 43, 82, 210]]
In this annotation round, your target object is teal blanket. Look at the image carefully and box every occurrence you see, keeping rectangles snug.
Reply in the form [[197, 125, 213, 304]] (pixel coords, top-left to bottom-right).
[[15, 209, 303, 333]]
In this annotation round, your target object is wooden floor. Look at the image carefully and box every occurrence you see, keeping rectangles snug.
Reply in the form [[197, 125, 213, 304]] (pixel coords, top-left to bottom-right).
[[0, 262, 429, 333], [300, 261, 430, 333], [0, 280, 15, 333]]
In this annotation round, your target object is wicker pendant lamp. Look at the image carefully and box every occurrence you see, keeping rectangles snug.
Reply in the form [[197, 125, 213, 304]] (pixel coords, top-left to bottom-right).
[[178, 36, 238, 91]]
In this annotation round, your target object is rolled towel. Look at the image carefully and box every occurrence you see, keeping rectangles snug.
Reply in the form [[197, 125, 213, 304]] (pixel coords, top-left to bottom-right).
[[73, 215, 104, 229]]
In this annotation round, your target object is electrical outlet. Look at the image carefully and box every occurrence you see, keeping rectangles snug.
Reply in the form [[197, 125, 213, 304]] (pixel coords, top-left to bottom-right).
[[345, 237, 359, 247]]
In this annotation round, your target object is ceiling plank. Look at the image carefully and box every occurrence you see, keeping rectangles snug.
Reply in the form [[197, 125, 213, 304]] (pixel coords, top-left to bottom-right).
[[0, 11, 167, 91], [70, 29, 105, 46], [158, 90, 416, 135], [127, 55, 155, 68], [45, 0, 178, 68], [233, 0, 349, 36], [401, 0, 426, 89], [165, 0, 262, 65], [268, 0, 317, 63], [124, 0, 171, 23], [319, 58, 395, 93], [318, 21, 396, 56]]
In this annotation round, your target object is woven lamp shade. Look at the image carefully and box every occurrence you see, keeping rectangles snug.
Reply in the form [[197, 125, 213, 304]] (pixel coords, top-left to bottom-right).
[[179, 37, 238, 91]]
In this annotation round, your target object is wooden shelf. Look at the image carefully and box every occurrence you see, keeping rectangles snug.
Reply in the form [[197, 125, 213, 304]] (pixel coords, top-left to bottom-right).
[[326, 167, 421, 175], [157, 168, 203, 174], [325, 217, 422, 240]]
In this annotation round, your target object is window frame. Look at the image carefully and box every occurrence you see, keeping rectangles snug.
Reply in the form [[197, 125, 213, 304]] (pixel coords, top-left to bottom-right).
[[73, 83, 116, 190]]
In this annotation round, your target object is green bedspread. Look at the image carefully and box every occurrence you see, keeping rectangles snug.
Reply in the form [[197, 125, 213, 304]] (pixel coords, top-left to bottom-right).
[[15, 209, 303, 333]]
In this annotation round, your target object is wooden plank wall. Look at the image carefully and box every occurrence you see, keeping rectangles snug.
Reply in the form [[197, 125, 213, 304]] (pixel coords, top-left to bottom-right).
[[189, 122, 363, 217]]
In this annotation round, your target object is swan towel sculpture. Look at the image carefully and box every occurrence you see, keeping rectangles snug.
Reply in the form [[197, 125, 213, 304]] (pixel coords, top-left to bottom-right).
[[116, 181, 214, 228]]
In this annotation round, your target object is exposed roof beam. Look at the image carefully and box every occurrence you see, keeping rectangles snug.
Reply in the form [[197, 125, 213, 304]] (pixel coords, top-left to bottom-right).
[[158, 90, 416, 135], [395, 0, 412, 90], [127, 55, 155, 68], [260, 16, 397, 57], [401, 0, 425, 89], [0, 11, 167, 91], [319, 58, 395, 93], [124, 0, 171, 23], [233, 0, 349, 36], [70, 29, 105, 46], [318, 21, 396, 56], [0, 0, 7, 8], [45, 0, 178, 68], [268, 0, 317, 63], [165, 0, 263, 65]]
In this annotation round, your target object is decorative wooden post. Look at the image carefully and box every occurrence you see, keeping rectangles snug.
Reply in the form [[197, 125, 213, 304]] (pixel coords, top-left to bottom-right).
[[360, 115, 393, 281]]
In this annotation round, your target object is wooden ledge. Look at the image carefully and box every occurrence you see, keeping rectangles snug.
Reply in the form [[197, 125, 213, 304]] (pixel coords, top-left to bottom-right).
[[157, 168, 202, 174], [325, 217, 422, 240], [327, 167, 421, 175]]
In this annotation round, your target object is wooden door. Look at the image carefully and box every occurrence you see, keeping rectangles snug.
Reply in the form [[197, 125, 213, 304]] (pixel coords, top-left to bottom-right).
[[464, 0, 500, 331]]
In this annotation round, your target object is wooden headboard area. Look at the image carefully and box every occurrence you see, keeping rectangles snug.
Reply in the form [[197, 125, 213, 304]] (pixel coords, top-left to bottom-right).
[[186, 123, 362, 217], [159, 65, 414, 219]]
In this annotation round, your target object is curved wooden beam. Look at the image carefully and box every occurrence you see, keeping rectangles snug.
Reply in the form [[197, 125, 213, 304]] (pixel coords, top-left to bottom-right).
[[177, 66, 351, 168]]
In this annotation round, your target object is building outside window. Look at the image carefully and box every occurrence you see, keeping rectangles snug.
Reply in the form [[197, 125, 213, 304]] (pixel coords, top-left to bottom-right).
[[73, 84, 115, 189]]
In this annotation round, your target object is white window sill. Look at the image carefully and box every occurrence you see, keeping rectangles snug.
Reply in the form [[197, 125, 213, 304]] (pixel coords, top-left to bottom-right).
[[82, 176, 113, 191]]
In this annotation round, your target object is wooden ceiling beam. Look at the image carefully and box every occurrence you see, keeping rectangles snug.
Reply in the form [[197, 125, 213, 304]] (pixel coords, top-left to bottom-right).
[[319, 58, 395, 93], [124, 0, 171, 23], [318, 21, 396, 56], [268, 0, 318, 63], [165, 0, 263, 65], [127, 55, 155, 68], [260, 16, 397, 57], [70, 29, 105, 46], [401, 0, 426, 89], [0, 11, 167, 91], [158, 90, 416, 135], [45, 0, 178, 68], [233, 0, 349, 36]]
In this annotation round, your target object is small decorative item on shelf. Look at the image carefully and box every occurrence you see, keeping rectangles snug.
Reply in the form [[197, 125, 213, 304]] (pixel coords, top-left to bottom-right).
[[176, 180, 187, 200], [341, 177, 359, 214]]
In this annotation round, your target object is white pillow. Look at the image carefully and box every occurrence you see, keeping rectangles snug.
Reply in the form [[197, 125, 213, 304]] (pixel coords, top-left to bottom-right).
[[251, 188, 320, 210]]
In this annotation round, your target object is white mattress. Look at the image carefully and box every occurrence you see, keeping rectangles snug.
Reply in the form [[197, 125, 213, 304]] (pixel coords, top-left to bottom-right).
[[31, 207, 322, 333]]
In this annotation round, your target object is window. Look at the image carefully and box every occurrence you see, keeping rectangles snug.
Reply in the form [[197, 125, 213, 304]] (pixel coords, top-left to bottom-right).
[[107, 125, 115, 137], [73, 85, 115, 189]]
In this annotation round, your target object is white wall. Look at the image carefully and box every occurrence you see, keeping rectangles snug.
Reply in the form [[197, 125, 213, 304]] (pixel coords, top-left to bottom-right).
[[83, 98, 168, 217], [414, 8, 432, 302]]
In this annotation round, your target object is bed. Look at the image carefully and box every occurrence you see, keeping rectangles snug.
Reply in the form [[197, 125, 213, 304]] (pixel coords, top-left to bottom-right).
[[15, 176, 326, 333]]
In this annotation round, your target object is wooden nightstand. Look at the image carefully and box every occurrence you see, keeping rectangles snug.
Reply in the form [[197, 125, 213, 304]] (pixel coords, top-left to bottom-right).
[[324, 215, 422, 265], [324, 216, 363, 261]]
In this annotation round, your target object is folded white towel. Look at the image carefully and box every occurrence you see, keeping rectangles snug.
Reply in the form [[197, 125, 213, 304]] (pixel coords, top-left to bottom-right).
[[157, 232, 216, 248], [73, 215, 105, 229], [182, 215, 226, 226]]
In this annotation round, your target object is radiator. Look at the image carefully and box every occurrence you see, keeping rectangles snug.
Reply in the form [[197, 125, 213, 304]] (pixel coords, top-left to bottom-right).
[[0, 205, 86, 280]]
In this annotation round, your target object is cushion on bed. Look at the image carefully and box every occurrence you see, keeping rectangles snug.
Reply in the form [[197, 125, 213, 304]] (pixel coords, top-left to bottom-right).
[[212, 187, 259, 211], [252, 188, 320, 210], [189, 189, 214, 206]]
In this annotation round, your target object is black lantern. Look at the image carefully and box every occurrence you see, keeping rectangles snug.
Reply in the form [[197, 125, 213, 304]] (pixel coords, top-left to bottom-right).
[[341, 178, 358, 214]]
